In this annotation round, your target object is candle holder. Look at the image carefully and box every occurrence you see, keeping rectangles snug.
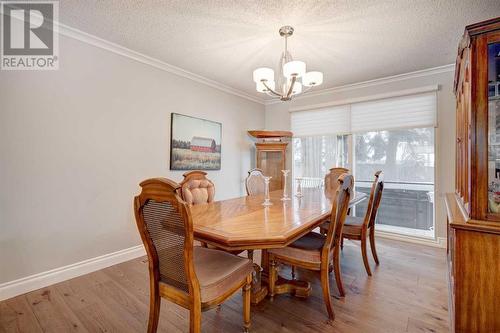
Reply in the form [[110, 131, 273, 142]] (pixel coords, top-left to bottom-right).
[[295, 177, 303, 197], [262, 176, 273, 206], [281, 170, 291, 201]]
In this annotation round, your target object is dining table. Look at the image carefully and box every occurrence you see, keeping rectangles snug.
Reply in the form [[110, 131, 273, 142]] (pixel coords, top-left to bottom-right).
[[190, 187, 367, 304]]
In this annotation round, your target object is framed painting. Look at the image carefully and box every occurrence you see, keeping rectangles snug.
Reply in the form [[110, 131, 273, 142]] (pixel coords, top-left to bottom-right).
[[170, 113, 222, 170]]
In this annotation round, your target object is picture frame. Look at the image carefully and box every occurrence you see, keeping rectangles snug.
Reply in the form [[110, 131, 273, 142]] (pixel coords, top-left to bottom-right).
[[169, 113, 222, 170]]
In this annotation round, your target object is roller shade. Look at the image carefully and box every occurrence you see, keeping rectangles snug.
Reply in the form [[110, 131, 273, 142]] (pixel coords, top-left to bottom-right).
[[350, 92, 437, 133], [291, 105, 350, 137]]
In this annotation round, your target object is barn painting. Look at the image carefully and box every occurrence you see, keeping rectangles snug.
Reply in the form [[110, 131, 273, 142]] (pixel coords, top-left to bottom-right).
[[190, 136, 216, 153], [170, 113, 221, 170]]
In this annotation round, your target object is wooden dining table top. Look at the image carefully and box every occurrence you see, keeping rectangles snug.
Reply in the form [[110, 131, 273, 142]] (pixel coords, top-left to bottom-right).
[[190, 188, 367, 251]]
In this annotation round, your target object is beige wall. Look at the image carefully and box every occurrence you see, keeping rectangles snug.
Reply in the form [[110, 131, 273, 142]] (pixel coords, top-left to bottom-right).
[[0, 35, 264, 283], [265, 69, 456, 241]]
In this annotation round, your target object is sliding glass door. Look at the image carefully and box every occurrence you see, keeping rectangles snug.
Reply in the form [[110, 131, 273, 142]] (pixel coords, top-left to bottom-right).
[[352, 128, 435, 238], [290, 91, 437, 239]]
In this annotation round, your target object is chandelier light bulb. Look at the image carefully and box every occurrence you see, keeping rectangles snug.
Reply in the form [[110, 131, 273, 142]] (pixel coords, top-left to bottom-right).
[[292, 82, 302, 95], [253, 67, 274, 83], [283, 60, 306, 78], [303, 71, 323, 86]]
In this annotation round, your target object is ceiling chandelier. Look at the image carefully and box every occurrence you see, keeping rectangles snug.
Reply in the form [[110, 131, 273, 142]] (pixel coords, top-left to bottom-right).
[[253, 26, 323, 101]]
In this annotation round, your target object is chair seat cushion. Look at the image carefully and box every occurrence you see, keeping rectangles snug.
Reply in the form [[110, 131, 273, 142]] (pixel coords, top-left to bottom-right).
[[343, 216, 365, 236], [193, 247, 253, 303], [268, 232, 326, 264]]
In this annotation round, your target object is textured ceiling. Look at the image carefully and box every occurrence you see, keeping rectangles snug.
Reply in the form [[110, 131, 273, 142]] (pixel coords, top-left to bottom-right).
[[59, 1, 500, 101]]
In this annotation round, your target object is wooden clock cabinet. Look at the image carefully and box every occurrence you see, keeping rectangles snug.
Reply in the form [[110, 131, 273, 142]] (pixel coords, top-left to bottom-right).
[[248, 130, 292, 191]]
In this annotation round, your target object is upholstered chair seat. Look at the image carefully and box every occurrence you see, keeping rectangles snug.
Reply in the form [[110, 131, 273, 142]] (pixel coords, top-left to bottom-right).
[[192, 247, 254, 302], [268, 232, 326, 264], [342, 216, 365, 236]]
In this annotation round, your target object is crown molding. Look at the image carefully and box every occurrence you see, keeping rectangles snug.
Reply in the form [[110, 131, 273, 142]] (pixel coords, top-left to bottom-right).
[[264, 63, 455, 106], [52, 19, 455, 107], [54, 21, 264, 105]]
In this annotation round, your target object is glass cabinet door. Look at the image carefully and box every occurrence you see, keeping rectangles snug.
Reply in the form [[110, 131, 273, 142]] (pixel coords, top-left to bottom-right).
[[487, 42, 500, 213], [258, 150, 283, 191]]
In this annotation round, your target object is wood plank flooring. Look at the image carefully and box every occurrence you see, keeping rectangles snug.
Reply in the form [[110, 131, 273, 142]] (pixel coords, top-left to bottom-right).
[[0, 238, 449, 332]]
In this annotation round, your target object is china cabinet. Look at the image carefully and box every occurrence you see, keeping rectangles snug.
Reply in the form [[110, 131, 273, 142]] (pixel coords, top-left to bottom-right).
[[248, 130, 292, 191], [447, 17, 500, 333]]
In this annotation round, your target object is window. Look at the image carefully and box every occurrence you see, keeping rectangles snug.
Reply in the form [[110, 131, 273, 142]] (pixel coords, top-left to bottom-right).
[[292, 135, 348, 187], [353, 128, 435, 237], [290, 89, 437, 238]]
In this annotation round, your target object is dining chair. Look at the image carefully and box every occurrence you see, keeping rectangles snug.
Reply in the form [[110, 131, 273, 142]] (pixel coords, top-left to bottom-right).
[[267, 174, 353, 321], [342, 171, 384, 276], [293, 168, 350, 288], [180, 170, 245, 257], [179, 170, 215, 205], [134, 178, 253, 333], [324, 167, 349, 194], [245, 168, 266, 196]]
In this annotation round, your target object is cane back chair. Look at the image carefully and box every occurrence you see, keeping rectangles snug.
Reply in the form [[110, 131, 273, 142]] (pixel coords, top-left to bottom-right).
[[245, 168, 266, 196], [134, 178, 253, 333]]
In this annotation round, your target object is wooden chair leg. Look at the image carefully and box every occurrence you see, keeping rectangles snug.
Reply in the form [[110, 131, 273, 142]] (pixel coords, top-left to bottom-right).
[[332, 248, 345, 297], [320, 267, 335, 321], [361, 234, 372, 276], [147, 282, 161, 333], [369, 228, 379, 265], [268, 259, 277, 298], [189, 303, 202, 333], [242, 274, 252, 332], [247, 249, 254, 261]]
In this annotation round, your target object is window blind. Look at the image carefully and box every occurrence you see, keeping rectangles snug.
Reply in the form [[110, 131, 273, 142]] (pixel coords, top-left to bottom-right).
[[290, 105, 350, 137], [350, 92, 437, 133]]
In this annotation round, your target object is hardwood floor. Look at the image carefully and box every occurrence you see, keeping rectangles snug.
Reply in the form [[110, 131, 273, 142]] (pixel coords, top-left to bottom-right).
[[0, 238, 449, 333]]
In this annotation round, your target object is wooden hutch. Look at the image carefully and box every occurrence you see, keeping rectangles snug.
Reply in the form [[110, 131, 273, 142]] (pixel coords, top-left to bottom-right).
[[247, 130, 292, 191], [447, 17, 500, 332]]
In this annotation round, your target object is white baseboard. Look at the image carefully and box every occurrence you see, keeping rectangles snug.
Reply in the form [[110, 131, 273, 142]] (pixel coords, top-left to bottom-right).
[[0, 245, 146, 301], [375, 230, 447, 249]]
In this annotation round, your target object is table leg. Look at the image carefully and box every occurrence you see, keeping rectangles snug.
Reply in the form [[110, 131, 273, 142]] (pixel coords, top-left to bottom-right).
[[269, 275, 311, 298], [250, 263, 268, 304], [264, 250, 311, 299]]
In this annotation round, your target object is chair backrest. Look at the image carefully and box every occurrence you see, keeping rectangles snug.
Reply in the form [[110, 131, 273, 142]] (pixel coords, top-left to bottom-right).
[[179, 171, 215, 205], [364, 171, 384, 228], [134, 178, 199, 295], [245, 168, 266, 196], [324, 167, 349, 195], [323, 173, 353, 257]]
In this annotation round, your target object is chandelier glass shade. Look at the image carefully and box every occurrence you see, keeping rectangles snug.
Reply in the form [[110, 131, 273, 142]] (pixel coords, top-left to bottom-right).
[[253, 26, 323, 101]]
